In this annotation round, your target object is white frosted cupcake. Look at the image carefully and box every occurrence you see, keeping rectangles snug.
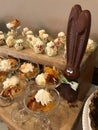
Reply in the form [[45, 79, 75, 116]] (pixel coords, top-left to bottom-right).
[[54, 32, 66, 49], [26, 88, 56, 112], [33, 39, 44, 54], [18, 62, 39, 80], [14, 39, 24, 51], [6, 35, 15, 47], [45, 41, 58, 56], [35, 66, 60, 87]]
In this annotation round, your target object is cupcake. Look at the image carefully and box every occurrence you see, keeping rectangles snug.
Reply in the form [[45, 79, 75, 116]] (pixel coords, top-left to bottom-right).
[[54, 32, 66, 50], [0, 76, 20, 98], [18, 62, 39, 80], [0, 75, 28, 101], [0, 57, 19, 72], [45, 41, 58, 57], [33, 38, 45, 54], [35, 66, 60, 86], [25, 88, 55, 112], [14, 39, 24, 51], [22, 27, 30, 36], [6, 35, 15, 47], [39, 29, 50, 43], [0, 57, 19, 82]]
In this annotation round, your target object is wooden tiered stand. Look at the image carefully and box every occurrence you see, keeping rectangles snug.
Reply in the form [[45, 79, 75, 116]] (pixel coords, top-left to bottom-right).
[[0, 44, 97, 130]]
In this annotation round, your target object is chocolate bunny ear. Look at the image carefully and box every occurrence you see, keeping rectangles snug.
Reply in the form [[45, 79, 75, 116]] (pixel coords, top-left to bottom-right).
[[64, 5, 91, 80], [66, 4, 82, 64], [74, 10, 91, 68]]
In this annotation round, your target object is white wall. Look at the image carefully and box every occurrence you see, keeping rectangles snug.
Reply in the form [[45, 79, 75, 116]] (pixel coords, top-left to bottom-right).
[[0, 0, 98, 66]]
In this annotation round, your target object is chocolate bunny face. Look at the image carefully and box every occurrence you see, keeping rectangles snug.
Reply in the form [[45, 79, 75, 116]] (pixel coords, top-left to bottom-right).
[[64, 4, 91, 80]]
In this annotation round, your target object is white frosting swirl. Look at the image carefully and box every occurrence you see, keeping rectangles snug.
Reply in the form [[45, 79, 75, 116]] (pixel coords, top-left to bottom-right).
[[35, 73, 47, 86], [58, 32, 65, 37], [33, 39, 44, 53], [35, 89, 52, 106], [3, 76, 19, 89], [20, 63, 34, 73], [45, 41, 57, 56], [16, 39, 23, 44], [0, 59, 11, 71]]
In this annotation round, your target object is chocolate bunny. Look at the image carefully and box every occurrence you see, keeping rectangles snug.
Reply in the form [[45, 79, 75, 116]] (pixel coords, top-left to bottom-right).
[[64, 4, 91, 80]]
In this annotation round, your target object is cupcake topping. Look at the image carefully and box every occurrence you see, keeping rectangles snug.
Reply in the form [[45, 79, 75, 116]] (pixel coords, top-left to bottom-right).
[[0, 59, 11, 71], [35, 89, 52, 106], [3, 76, 19, 89], [19, 63, 34, 73], [35, 73, 48, 86]]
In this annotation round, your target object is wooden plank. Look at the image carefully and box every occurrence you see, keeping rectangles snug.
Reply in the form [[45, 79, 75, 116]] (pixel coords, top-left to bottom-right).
[[0, 99, 82, 130], [0, 46, 66, 70], [0, 45, 97, 71]]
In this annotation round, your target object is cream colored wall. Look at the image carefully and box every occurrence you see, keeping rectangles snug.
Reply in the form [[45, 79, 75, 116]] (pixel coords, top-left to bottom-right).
[[0, 0, 98, 66]]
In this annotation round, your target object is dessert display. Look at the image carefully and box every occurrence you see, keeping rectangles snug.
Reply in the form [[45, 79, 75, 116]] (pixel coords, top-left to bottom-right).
[[0, 17, 95, 61], [0, 75, 27, 100], [89, 90, 98, 130], [24, 88, 59, 113], [0, 5, 94, 105], [5, 19, 21, 48], [0, 4, 97, 130], [35, 66, 60, 86], [3, 20, 68, 56], [18, 61, 39, 80], [26, 30, 66, 56]]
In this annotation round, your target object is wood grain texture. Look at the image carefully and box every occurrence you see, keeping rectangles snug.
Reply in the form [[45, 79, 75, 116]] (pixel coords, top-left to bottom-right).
[[0, 100, 82, 130]]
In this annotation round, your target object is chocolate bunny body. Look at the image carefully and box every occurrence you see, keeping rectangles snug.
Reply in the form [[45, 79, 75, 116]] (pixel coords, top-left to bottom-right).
[[64, 4, 91, 80]]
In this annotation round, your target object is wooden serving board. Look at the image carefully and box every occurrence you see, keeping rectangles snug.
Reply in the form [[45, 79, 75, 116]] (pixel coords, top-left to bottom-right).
[[0, 45, 94, 71], [0, 98, 82, 130]]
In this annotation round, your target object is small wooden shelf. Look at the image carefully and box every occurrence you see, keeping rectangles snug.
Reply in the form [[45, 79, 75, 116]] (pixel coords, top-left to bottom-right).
[[0, 45, 95, 71]]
